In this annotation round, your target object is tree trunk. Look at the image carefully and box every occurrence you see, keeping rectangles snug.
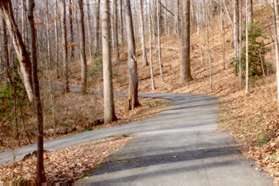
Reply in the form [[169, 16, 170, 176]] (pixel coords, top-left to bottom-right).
[[148, 1, 155, 90], [180, 0, 193, 83], [86, 0, 93, 62], [69, 0, 75, 59], [176, 0, 180, 34], [45, 0, 51, 68], [101, 0, 117, 123], [95, 0, 101, 55], [222, 0, 233, 26], [234, 0, 240, 59], [79, 0, 88, 94], [139, 0, 148, 66], [21, 0, 27, 43], [220, 9, 226, 70], [120, 0, 125, 44], [245, 0, 250, 94], [156, 0, 164, 82], [239, 0, 243, 84], [125, 0, 140, 110], [112, 0, 120, 62], [62, 0, 70, 93], [27, 0, 46, 183], [247, 0, 253, 23], [54, 0, 59, 78], [273, 0, 279, 103], [0, 0, 34, 102]]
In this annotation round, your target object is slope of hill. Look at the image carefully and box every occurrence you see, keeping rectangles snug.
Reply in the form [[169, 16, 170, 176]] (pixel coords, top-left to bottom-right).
[[108, 4, 279, 183]]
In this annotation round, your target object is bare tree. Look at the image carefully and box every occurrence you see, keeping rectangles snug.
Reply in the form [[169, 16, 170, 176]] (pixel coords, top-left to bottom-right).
[[176, 0, 180, 34], [21, 0, 27, 43], [79, 0, 87, 94], [119, 0, 125, 44], [0, 0, 34, 102], [247, 0, 253, 22], [62, 0, 70, 93], [112, 0, 120, 62], [86, 0, 93, 62], [95, 0, 101, 55], [54, 0, 60, 78], [234, 0, 240, 63], [245, 0, 250, 94], [27, 0, 46, 183], [273, 0, 279, 103], [69, 0, 75, 59], [156, 0, 164, 82], [125, 0, 140, 110], [148, 1, 155, 90], [139, 0, 148, 66], [220, 8, 226, 70], [102, 0, 117, 123], [180, 0, 193, 83]]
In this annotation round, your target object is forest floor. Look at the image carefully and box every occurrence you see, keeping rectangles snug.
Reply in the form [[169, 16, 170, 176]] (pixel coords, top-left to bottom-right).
[[0, 136, 130, 183], [1, 3, 279, 184]]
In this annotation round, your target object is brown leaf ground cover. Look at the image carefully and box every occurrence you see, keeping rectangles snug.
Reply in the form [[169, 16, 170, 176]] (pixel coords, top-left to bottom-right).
[[0, 136, 130, 184]]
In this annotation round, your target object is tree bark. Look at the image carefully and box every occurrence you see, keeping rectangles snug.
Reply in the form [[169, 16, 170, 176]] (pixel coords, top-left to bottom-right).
[[120, 0, 125, 44], [79, 0, 88, 94], [21, 0, 27, 43], [54, 0, 59, 78], [176, 0, 181, 34], [125, 0, 140, 110], [148, 1, 155, 90], [69, 0, 75, 59], [62, 0, 70, 93], [112, 0, 120, 62], [180, 0, 193, 83], [273, 0, 279, 103], [101, 0, 117, 123], [45, 0, 51, 68], [234, 0, 240, 58], [95, 0, 101, 55], [156, 0, 164, 82], [139, 0, 148, 66], [239, 0, 243, 83], [0, 0, 34, 102], [27, 0, 46, 183], [245, 0, 250, 94], [86, 0, 93, 62], [220, 9, 226, 70], [247, 0, 253, 23]]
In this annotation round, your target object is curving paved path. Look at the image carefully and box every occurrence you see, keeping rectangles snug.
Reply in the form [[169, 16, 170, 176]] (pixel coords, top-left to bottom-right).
[[76, 93, 272, 186], [0, 93, 273, 185]]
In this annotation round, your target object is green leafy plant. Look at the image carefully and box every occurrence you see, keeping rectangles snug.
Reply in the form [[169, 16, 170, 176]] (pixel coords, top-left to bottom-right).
[[256, 133, 269, 147], [231, 23, 272, 79], [89, 55, 103, 77], [0, 61, 28, 116]]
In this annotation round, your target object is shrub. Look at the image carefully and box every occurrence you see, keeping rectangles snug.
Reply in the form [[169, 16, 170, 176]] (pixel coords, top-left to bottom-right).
[[89, 55, 103, 77], [0, 62, 28, 117], [232, 23, 271, 79]]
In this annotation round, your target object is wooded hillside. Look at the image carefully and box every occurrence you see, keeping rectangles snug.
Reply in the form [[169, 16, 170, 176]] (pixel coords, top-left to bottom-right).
[[1, 0, 279, 184]]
